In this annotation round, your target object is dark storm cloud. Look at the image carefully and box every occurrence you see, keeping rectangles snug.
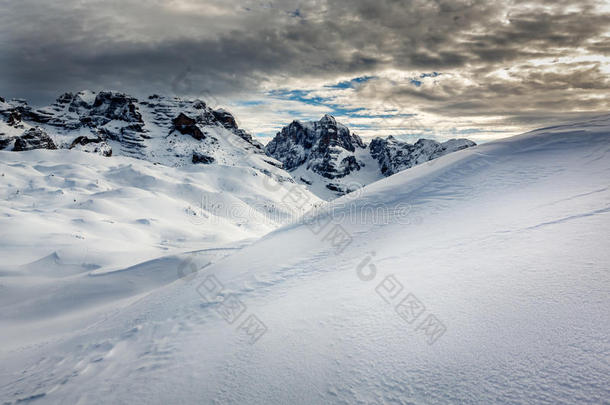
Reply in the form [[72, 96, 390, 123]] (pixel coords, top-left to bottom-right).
[[0, 0, 608, 134]]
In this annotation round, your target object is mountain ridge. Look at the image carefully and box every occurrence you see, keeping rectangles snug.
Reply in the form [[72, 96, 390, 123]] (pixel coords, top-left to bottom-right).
[[265, 114, 476, 198], [1, 90, 475, 200]]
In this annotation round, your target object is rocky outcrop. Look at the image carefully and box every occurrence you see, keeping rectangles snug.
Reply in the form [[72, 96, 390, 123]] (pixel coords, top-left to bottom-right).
[[172, 113, 205, 140], [265, 114, 367, 179], [13, 128, 57, 151], [7, 110, 22, 127], [0, 137, 13, 150], [192, 151, 215, 164], [67, 92, 95, 116], [212, 109, 238, 129], [210, 108, 264, 150], [56, 92, 74, 105], [0, 98, 24, 128], [69, 136, 112, 157], [370, 136, 476, 176], [89, 91, 143, 124]]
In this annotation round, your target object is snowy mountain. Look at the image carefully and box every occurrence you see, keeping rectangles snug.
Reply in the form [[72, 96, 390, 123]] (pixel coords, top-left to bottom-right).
[[265, 114, 476, 199], [1, 114, 608, 404], [1, 94, 475, 201], [0, 90, 273, 169], [369, 135, 475, 176], [265, 114, 367, 178], [0, 90, 323, 279]]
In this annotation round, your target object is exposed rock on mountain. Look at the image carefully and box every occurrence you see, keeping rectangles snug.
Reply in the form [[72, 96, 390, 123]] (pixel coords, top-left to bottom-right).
[[172, 113, 205, 140], [233, 129, 264, 151], [370, 136, 477, 176], [13, 127, 57, 151], [266, 115, 476, 199], [69, 136, 112, 157], [265, 114, 366, 179], [7, 111, 21, 127], [212, 109, 238, 129], [89, 91, 143, 124], [192, 151, 215, 164]]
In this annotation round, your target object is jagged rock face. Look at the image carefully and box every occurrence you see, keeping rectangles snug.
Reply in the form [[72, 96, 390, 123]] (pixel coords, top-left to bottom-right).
[[90, 91, 143, 124], [0, 99, 24, 129], [370, 136, 476, 176], [67, 92, 95, 116], [212, 109, 238, 129], [56, 92, 74, 104], [265, 114, 366, 179], [13, 128, 57, 151], [7, 111, 21, 127], [265, 115, 477, 199], [69, 136, 112, 157], [172, 113, 205, 140], [0, 137, 12, 150], [316, 114, 366, 152]]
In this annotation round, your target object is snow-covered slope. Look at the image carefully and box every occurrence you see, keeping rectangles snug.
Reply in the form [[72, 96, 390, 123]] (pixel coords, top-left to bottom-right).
[[1, 115, 609, 404], [0, 148, 319, 266], [0, 147, 321, 350], [265, 114, 476, 199], [0, 90, 320, 265]]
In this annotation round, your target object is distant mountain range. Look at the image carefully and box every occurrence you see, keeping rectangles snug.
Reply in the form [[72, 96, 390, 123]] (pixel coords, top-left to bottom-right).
[[0, 91, 475, 199]]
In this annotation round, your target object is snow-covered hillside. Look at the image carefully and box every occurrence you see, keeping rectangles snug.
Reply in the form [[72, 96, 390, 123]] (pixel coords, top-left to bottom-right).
[[1, 115, 609, 404], [0, 147, 321, 350]]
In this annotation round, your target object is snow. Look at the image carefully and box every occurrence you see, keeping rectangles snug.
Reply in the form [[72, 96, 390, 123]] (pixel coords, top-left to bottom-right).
[[0, 147, 320, 347], [291, 145, 382, 199], [1, 115, 609, 404]]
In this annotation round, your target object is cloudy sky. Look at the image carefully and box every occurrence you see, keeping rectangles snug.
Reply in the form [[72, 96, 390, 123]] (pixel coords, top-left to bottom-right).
[[1, 0, 609, 143]]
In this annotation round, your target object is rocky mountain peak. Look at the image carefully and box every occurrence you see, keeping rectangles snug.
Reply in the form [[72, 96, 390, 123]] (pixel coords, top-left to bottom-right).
[[265, 115, 367, 179], [266, 115, 477, 198], [319, 114, 337, 127], [90, 91, 143, 123], [56, 92, 74, 104], [370, 136, 476, 176], [212, 109, 238, 130]]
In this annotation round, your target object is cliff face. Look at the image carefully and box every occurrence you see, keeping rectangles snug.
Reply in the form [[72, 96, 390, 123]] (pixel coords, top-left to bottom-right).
[[265, 114, 367, 179]]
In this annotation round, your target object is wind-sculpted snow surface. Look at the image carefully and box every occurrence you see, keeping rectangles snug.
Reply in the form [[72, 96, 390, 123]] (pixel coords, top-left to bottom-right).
[[0, 147, 321, 355], [1, 115, 610, 404]]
